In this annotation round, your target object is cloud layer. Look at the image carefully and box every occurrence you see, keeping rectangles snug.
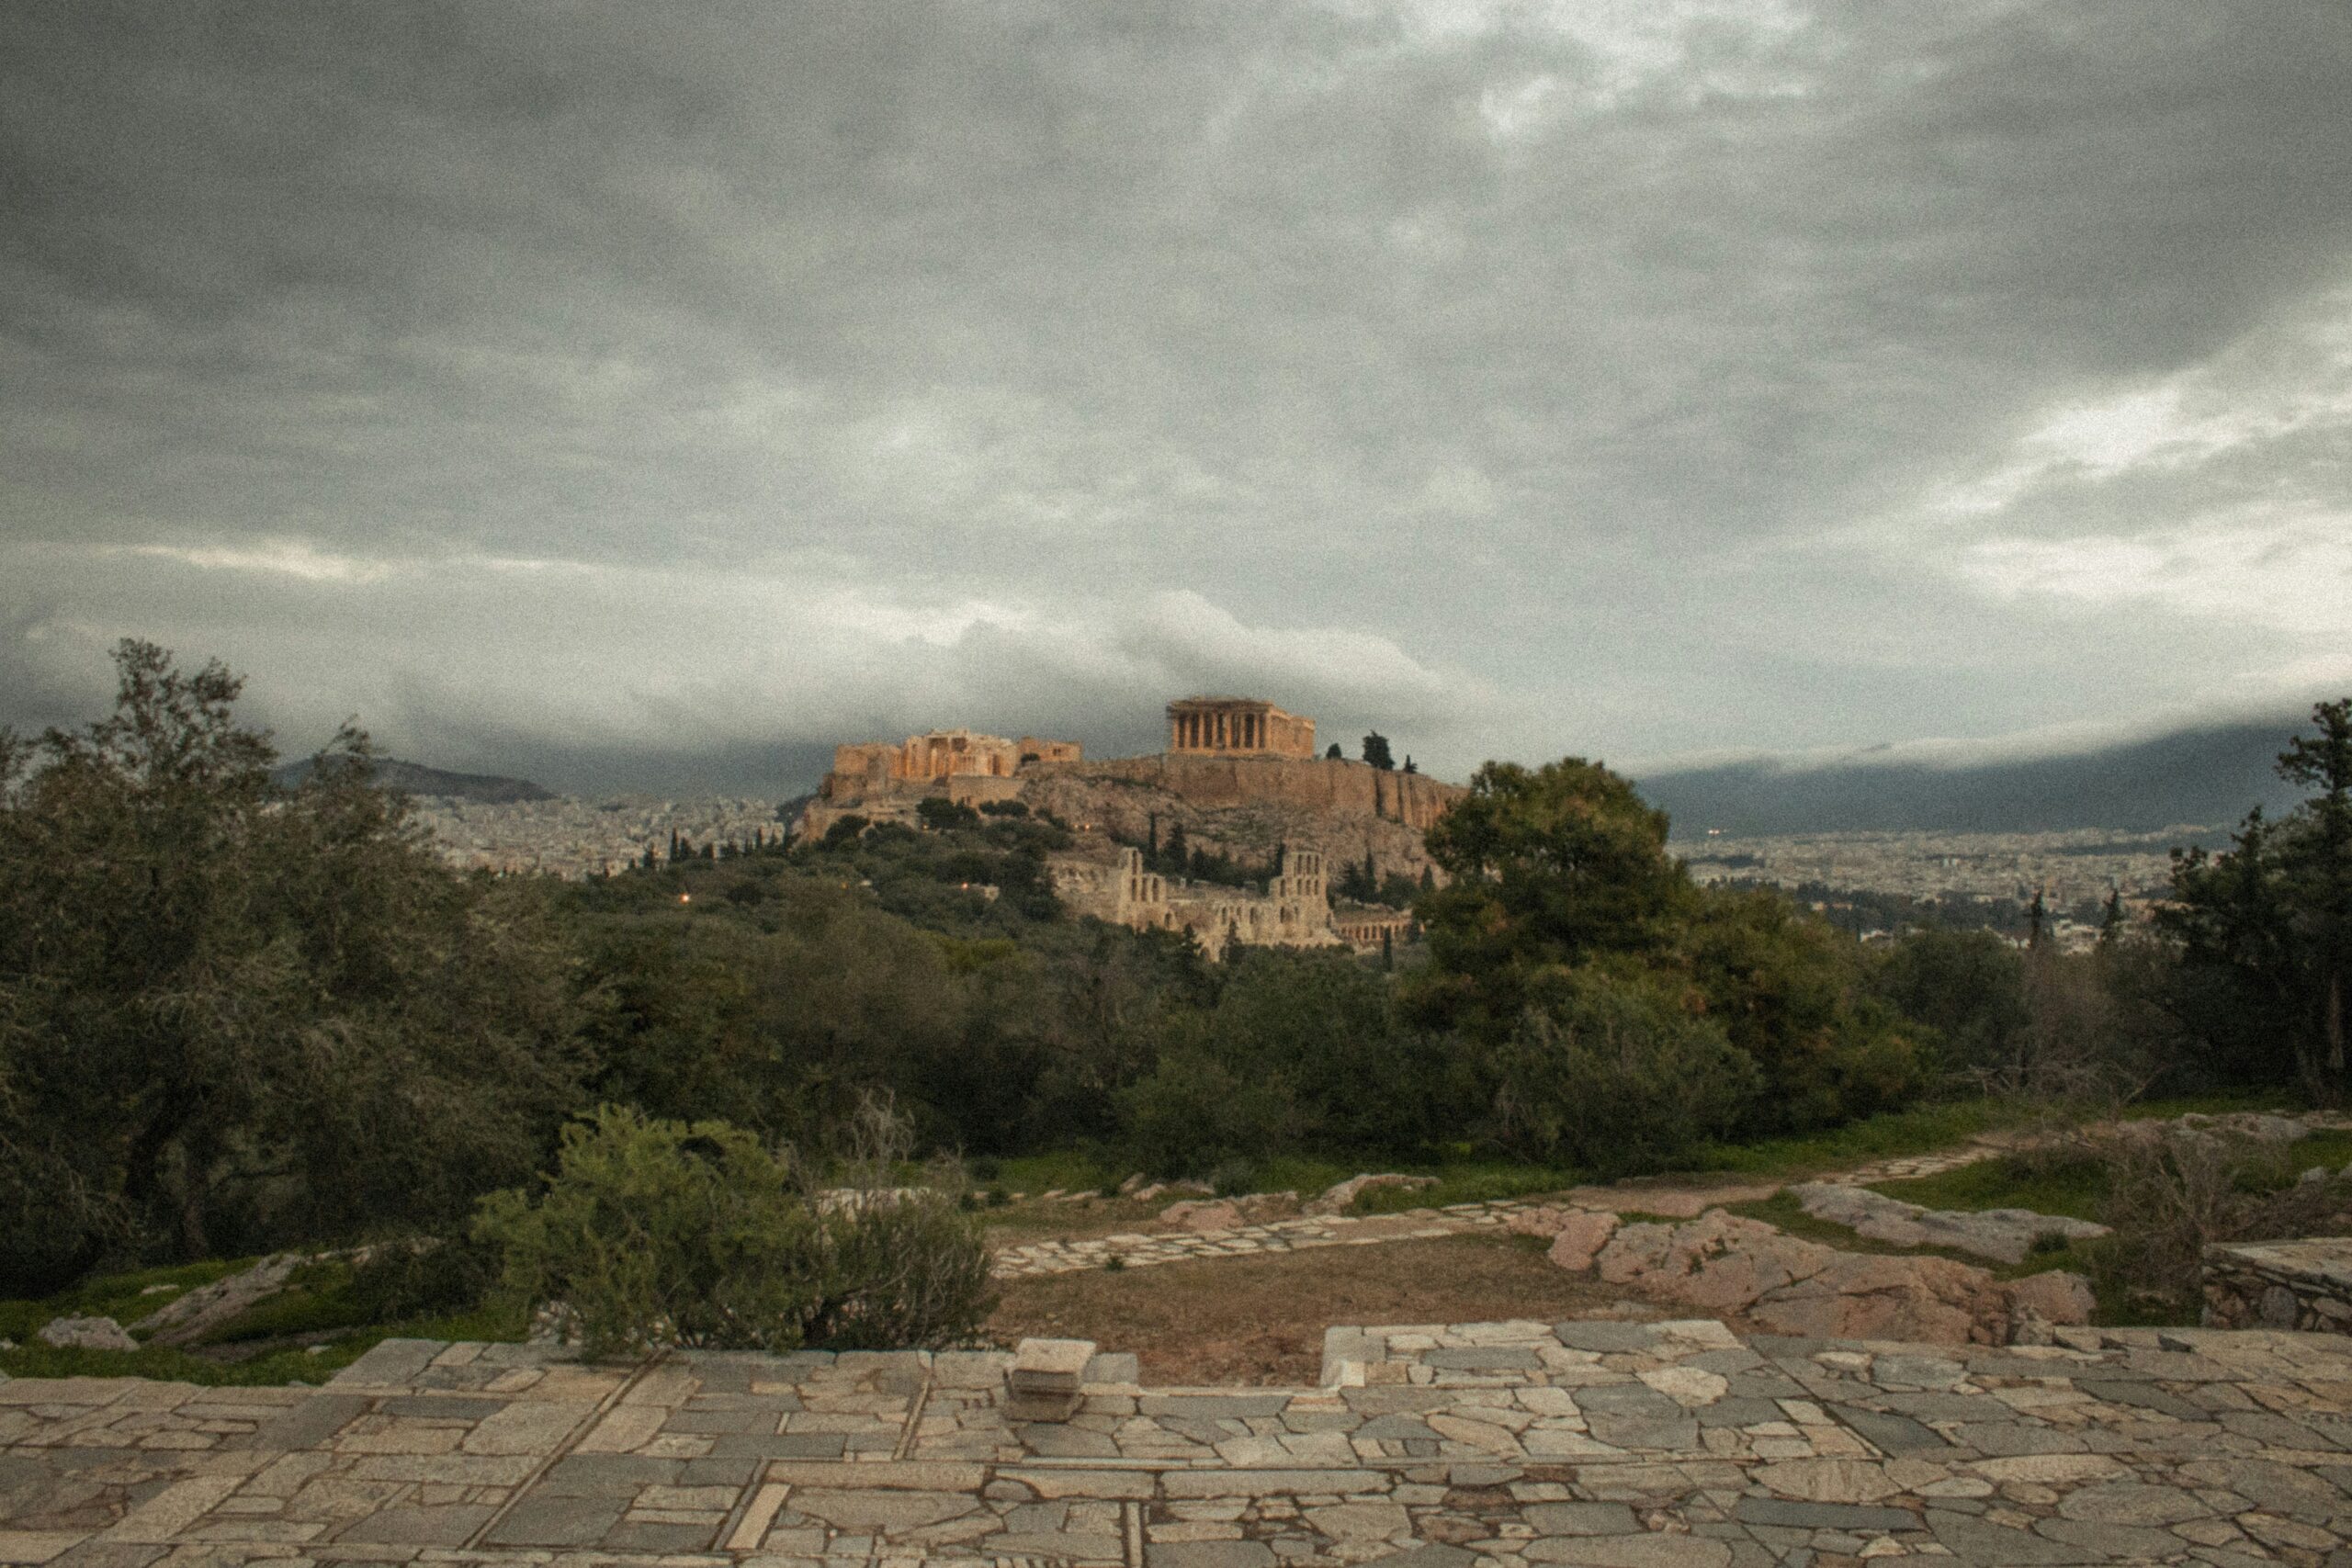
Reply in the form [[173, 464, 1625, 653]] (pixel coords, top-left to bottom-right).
[[4, 1, 2347, 792]]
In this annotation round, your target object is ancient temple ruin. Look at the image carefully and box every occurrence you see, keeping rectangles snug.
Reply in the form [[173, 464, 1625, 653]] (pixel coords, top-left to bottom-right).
[[1057, 845, 1343, 961], [1166, 697, 1316, 760]]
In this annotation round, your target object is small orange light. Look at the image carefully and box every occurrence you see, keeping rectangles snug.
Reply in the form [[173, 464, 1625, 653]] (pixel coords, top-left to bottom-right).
[[680, 894, 691, 904]]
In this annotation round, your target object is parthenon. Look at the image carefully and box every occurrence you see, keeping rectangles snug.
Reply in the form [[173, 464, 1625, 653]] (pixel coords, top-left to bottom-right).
[[1166, 696, 1317, 759]]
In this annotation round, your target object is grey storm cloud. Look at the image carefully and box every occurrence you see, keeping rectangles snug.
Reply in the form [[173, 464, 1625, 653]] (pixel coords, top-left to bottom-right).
[[2, 0, 2348, 795]]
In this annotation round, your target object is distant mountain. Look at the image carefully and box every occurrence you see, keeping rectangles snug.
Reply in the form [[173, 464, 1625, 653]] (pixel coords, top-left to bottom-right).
[[1634, 713, 2311, 837], [274, 756, 554, 805]]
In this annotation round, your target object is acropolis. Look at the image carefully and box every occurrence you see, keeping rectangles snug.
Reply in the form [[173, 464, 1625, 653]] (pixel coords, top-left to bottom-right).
[[798, 694, 1465, 958]]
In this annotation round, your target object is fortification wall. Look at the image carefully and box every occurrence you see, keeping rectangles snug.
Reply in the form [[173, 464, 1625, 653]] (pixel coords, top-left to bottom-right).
[[1015, 755, 1464, 886], [1031, 754, 1463, 830]]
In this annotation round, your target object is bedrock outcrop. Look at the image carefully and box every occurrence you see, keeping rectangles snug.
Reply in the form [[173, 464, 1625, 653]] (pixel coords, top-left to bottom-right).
[[1018, 753, 1464, 884], [1524, 1207, 2090, 1345]]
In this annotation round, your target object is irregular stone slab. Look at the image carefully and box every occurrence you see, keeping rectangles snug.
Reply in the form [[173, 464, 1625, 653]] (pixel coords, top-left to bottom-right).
[[1747, 1251, 2010, 1344], [1927, 1509, 2089, 1563], [2036, 1517, 2191, 1558], [2177, 1456, 2349, 1516], [460, 1398, 595, 1455], [1521, 1533, 1732, 1566], [1791, 1183, 2108, 1265], [243, 1394, 371, 1452], [784, 1487, 979, 1531], [1732, 1497, 1917, 1531], [1549, 1213, 1621, 1272], [1145, 1542, 1276, 1568], [1751, 1457, 1902, 1504], [334, 1503, 494, 1546], [1826, 1405, 1948, 1455], [327, 1338, 446, 1389], [988, 1527, 1125, 1562], [34, 1320, 134, 1354], [481, 1493, 628, 1547], [2004, 1270, 2098, 1328], [130, 1256, 302, 1346], [2075, 1378, 2208, 1421], [1362, 1547, 1476, 1568], [1306, 1174, 1437, 1216], [1564, 1181, 1779, 1219], [1597, 1213, 1838, 1316], [2055, 1483, 2211, 1526], [1522, 1501, 1642, 1535]]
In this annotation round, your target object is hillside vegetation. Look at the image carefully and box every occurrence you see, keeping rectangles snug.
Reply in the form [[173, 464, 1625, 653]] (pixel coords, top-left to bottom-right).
[[3, 642, 2347, 1363]]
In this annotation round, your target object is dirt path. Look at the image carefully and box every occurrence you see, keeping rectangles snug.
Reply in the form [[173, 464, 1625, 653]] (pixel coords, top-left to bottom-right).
[[987, 1229, 1658, 1384]]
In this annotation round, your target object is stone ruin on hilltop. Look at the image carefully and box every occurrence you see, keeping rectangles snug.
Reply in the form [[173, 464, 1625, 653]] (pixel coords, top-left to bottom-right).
[[796, 695, 1466, 958]]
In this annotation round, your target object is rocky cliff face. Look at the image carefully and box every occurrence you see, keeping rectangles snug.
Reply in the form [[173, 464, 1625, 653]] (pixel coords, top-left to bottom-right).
[[1014, 754, 1464, 885]]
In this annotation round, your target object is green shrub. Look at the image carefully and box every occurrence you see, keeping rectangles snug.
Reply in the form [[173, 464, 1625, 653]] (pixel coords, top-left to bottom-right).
[[347, 1234, 503, 1324], [1207, 1158, 1257, 1197], [472, 1106, 993, 1359], [1115, 1046, 1294, 1178], [1492, 974, 1760, 1175]]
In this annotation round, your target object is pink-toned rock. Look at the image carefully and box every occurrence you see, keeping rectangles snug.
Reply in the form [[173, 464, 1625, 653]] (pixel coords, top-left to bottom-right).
[[1547, 1212, 1622, 1271], [1595, 1211, 1838, 1314], [1306, 1173, 1437, 1217], [1747, 1253, 2006, 1344], [1160, 1199, 1244, 1232], [1563, 1180, 1781, 1219], [1508, 1206, 1572, 1239], [2004, 1269, 2097, 1327]]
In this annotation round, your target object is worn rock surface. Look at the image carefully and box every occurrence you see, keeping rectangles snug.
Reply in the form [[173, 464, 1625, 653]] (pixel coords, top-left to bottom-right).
[[1305, 1173, 1438, 1216], [1790, 1181, 2109, 1265], [130, 1252, 305, 1345], [1581, 1209, 2089, 1344], [1548, 1213, 1623, 1272], [34, 1314, 137, 1351]]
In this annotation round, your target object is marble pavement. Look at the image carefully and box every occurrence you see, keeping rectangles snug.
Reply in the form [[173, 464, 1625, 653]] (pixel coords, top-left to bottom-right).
[[8, 1314, 2352, 1568]]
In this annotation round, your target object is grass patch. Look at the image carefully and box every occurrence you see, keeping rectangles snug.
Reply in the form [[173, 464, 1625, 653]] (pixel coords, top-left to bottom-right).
[[0, 1297, 528, 1386], [0, 1257, 253, 1344], [198, 1260, 372, 1345], [989, 1151, 1120, 1196], [1866, 1153, 2109, 1223], [1725, 1190, 2109, 1299]]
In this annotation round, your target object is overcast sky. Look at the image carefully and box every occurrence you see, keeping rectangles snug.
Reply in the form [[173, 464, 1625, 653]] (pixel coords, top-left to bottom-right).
[[4, 1, 2348, 795]]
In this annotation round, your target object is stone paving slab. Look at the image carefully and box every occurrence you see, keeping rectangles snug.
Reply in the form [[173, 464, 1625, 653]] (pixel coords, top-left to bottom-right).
[[6, 1318, 2352, 1564]]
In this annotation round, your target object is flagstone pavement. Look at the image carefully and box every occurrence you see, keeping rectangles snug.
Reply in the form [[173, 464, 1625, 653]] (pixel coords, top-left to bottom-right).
[[8, 1314, 2352, 1568]]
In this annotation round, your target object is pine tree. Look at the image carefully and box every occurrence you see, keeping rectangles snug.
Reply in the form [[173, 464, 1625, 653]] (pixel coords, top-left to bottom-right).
[[1362, 732, 1395, 770], [1325, 742, 1343, 761]]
